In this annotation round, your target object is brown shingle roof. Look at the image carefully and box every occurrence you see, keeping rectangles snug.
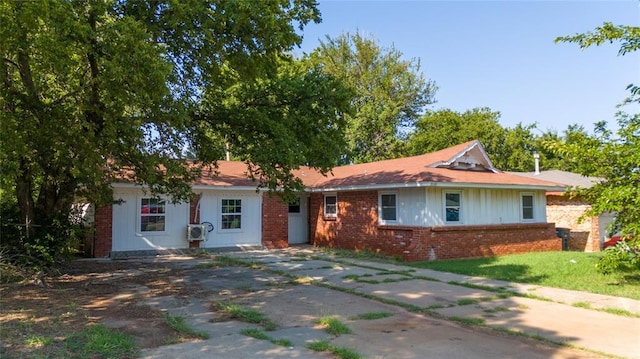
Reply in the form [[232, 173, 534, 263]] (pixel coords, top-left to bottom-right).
[[117, 141, 565, 191], [191, 161, 258, 187], [306, 141, 565, 191]]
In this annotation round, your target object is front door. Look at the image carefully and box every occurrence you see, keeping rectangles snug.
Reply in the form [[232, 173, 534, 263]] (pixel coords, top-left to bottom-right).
[[288, 195, 308, 244]]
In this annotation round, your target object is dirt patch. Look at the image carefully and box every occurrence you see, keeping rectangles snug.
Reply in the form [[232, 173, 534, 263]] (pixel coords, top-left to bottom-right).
[[0, 259, 203, 358]]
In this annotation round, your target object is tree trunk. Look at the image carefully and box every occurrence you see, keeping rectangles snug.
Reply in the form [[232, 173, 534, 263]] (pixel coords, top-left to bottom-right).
[[15, 159, 36, 238]]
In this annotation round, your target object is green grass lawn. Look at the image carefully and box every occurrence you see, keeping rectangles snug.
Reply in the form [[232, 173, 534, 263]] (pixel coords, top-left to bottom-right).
[[408, 251, 640, 300]]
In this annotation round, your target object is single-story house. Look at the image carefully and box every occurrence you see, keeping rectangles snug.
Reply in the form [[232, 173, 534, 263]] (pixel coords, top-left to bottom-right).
[[509, 170, 614, 252], [93, 140, 566, 261]]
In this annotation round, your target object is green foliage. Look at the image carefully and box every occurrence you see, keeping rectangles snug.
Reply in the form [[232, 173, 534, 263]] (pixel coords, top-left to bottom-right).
[[240, 327, 270, 340], [350, 312, 393, 320], [196, 58, 352, 200], [553, 22, 640, 274], [330, 346, 363, 359], [1, 1, 348, 262], [315, 316, 352, 335], [409, 252, 640, 299], [406, 108, 505, 156], [241, 327, 292, 347], [555, 22, 640, 56], [596, 241, 640, 275], [214, 302, 277, 331], [1, 199, 84, 271], [405, 108, 546, 171], [164, 314, 209, 339], [306, 340, 362, 359], [65, 324, 137, 359], [449, 317, 486, 326], [307, 340, 331, 351], [308, 32, 437, 163]]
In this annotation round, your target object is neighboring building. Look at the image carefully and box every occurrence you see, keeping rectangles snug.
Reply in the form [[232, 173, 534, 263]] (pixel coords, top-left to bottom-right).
[[510, 170, 614, 252], [94, 140, 565, 261]]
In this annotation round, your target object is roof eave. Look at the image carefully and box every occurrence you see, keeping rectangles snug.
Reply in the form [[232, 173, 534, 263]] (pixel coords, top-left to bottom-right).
[[112, 182, 264, 192], [308, 181, 566, 192]]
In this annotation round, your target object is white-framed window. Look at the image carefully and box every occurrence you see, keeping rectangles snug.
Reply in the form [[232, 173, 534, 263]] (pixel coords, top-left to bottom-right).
[[140, 198, 166, 232], [379, 192, 397, 223], [520, 193, 535, 221], [221, 199, 242, 229], [444, 191, 462, 223], [324, 194, 337, 218]]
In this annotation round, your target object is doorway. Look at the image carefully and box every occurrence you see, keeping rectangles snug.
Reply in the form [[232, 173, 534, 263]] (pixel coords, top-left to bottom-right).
[[288, 195, 308, 244]]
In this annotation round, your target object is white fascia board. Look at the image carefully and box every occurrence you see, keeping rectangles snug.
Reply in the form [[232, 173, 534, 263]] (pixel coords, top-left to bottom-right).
[[191, 185, 264, 192], [111, 182, 265, 192], [308, 181, 566, 192]]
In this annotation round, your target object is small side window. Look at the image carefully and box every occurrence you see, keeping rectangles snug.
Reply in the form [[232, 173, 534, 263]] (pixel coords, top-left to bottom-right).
[[444, 192, 462, 223], [380, 193, 397, 222], [324, 195, 337, 218], [521, 193, 534, 221]]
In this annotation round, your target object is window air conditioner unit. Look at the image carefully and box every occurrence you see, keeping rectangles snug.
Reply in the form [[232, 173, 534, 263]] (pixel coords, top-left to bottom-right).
[[187, 224, 207, 241]]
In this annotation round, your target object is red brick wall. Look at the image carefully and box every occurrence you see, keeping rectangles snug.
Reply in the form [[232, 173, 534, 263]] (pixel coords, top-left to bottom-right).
[[262, 193, 288, 249], [189, 193, 201, 224], [310, 190, 562, 261], [310, 191, 379, 250], [94, 205, 112, 257], [546, 194, 601, 252], [425, 223, 560, 260]]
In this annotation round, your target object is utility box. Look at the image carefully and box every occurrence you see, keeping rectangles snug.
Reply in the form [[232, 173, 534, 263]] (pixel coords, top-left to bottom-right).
[[556, 227, 570, 251]]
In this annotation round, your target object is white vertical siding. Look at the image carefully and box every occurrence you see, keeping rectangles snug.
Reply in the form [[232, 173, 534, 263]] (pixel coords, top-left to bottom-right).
[[111, 188, 262, 252], [393, 187, 548, 227], [112, 188, 189, 251], [397, 187, 428, 226], [197, 190, 262, 247]]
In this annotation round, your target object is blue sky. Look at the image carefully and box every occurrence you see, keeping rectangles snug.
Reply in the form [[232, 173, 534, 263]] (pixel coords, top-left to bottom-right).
[[295, 1, 640, 134]]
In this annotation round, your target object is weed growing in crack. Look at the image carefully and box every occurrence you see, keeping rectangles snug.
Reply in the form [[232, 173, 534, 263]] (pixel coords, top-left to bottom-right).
[[449, 316, 486, 326], [164, 314, 209, 339], [315, 316, 352, 335], [349, 312, 393, 320], [307, 340, 362, 359], [483, 306, 510, 314], [212, 302, 277, 331]]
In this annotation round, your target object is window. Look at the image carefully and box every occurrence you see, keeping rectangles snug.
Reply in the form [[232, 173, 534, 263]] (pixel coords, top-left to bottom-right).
[[289, 198, 301, 213], [380, 193, 397, 222], [221, 199, 242, 229], [521, 193, 534, 221], [140, 198, 166, 232], [324, 194, 337, 217], [445, 192, 461, 223]]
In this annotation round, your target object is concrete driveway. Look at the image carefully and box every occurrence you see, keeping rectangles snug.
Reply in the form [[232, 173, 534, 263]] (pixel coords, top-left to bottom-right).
[[131, 247, 639, 359]]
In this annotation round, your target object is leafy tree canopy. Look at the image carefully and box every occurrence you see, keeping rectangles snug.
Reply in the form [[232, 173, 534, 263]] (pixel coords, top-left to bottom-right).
[[555, 22, 640, 274], [0, 0, 351, 262], [307, 32, 437, 164], [405, 107, 545, 172]]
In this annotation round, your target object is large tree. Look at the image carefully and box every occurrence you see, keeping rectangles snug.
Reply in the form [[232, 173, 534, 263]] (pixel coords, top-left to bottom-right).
[[308, 32, 437, 164], [554, 23, 640, 273], [0, 0, 350, 260], [405, 108, 544, 172]]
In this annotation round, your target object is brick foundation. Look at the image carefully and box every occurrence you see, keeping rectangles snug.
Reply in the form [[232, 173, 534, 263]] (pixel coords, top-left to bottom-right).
[[94, 205, 113, 258], [310, 191, 562, 261], [261, 193, 289, 249]]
